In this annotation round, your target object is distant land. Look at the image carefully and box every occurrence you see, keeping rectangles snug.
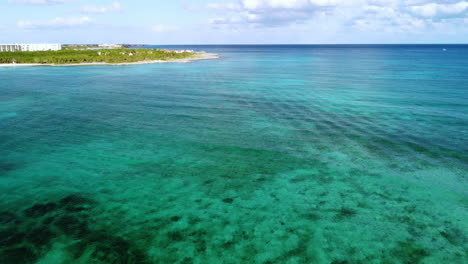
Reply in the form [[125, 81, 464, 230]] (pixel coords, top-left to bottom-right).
[[0, 45, 218, 67]]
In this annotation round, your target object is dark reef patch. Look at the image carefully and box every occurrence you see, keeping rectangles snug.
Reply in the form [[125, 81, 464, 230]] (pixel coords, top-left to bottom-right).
[[269, 236, 317, 263], [180, 257, 194, 264], [170, 216, 182, 222], [0, 246, 37, 264], [196, 239, 207, 253], [42, 216, 55, 225], [221, 240, 235, 249], [26, 226, 54, 247], [85, 232, 149, 264], [0, 229, 26, 247], [0, 211, 17, 225], [24, 202, 58, 218], [222, 197, 234, 204], [334, 207, 357, 220], [54, 215, 89, 238], [167, 231, 185, 242], [0, 161, 18, 173], [331, 260, 349, 264], [389, 240, 430, 263], [303, 212, 321, 221], [439, 227, 466, 246], [59, 194, 94, 212], [0, 194, 151, 264]]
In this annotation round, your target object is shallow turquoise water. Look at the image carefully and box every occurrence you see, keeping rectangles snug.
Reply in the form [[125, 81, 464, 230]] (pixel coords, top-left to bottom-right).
[[0, 45, 467, 263]]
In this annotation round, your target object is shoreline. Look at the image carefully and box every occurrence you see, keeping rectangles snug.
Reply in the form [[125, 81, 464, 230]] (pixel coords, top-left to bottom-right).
[[0, 52, 219, 67]]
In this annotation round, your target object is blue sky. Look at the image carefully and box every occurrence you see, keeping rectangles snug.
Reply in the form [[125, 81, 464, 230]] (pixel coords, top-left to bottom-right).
[[1, 0, 467, 44]]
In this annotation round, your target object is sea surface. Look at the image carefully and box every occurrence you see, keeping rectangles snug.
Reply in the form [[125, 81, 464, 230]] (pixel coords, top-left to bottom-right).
[[0, 45, 467, 264]]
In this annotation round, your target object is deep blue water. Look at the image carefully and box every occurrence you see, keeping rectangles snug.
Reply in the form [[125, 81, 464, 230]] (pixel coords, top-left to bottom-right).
[[0, 45, 467, 263]]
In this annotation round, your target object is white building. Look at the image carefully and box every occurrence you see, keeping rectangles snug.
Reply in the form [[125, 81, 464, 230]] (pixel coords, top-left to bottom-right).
[[0, 44, 62, 52], [98, 44, 122, 49]]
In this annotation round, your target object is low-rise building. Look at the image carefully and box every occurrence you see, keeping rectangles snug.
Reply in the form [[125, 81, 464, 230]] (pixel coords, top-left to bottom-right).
[[0, 44, 62, 52], [175, 50, 195, 53], [98, 44, 123, 49]]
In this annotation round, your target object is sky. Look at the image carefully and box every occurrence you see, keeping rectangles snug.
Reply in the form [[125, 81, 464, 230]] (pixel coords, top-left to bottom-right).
[[0, 0, 467, 44]]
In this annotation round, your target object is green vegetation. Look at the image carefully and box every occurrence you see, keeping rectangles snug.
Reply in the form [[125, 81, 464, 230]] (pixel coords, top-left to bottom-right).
[[0, 48, 195, 64]]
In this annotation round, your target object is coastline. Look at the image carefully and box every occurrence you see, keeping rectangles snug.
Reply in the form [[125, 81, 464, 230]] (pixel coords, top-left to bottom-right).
[[0, 52, 219, 67]]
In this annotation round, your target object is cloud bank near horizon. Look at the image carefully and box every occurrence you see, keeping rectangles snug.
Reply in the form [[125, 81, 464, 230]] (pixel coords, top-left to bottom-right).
[[80, 2, 122, 14], [17, 16, 93, 29], [1, 0, 467, 43], [8, 0, 71, 5], [207, 0, 468, 29]]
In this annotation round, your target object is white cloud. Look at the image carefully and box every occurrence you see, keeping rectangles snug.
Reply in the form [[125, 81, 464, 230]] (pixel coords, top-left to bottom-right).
[[207, 2, 241, 10], [364, 5, 396, 17], [229, 0, 364, 10], [8, 0, 70, 5], [207, 0, 468, 32], [17, 16, 93, 29], [207, 0, 336, 27], [81, 2, 122, 14], [353, 11, 427, 33], [151, 24, 179, 32], [410, 1, 468, 18], [208, 0, 334, 11], [242, 0, 310, 9]]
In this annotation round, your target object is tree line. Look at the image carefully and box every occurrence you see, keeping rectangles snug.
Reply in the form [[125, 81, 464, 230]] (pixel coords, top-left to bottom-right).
[[0, 49, 194, 64]]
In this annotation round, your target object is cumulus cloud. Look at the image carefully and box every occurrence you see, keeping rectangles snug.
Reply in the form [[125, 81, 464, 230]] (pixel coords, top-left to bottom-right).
[[8, 0, 70, 5], [81, 2, 122, 14], [208, 0, 339, 27], [353, 11, 427, 33], [209, 0, 362, 11], [409, 1, 468, 18], [207, 2, 242, 10], [207, 0, 468, 31], [242, 0, 364, 9], [17, 16, 93, 29], [151, 24, 179, 32]]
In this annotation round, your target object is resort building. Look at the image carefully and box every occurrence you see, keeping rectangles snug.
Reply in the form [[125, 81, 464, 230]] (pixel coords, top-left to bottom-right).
[[0, 44, 62, 52], [98, 44, 123, 49]]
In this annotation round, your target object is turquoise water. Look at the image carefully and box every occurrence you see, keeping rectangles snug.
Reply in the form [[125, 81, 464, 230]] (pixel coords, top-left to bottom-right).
[[0, 45, 467, 263]]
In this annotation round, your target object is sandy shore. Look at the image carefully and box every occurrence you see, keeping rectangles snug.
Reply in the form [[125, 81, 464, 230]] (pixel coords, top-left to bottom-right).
[[0, 52, 219, 67]]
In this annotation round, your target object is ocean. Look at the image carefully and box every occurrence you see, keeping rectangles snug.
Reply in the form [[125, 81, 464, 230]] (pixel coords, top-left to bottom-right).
[[0, 45, 467, 263]]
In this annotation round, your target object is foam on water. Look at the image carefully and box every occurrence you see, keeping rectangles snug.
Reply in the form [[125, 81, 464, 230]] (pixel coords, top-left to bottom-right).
[[0, 45, 467, 263]]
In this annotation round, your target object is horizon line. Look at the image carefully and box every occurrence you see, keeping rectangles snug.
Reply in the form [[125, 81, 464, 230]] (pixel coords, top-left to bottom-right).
[[60, 43, 468, 45]]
